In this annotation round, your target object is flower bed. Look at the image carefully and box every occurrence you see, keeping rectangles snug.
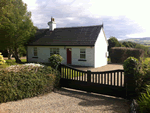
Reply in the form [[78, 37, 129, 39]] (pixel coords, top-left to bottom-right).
[[5, 63, 45, 72]]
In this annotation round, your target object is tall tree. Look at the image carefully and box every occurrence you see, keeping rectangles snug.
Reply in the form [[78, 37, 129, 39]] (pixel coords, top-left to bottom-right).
[[0, 0, 36, 62], [108, 36, 123, 51]]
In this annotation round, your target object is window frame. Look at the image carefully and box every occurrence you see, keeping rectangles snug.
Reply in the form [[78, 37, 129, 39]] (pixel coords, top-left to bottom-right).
[[50, 48, 59, 56], [33, 47, 37, 57], [80, 49, 86, 59]]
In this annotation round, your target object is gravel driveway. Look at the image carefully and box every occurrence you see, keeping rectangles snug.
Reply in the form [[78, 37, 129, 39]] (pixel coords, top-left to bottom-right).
[[0, 88, 130, 113], [70, 63, 124, 72]]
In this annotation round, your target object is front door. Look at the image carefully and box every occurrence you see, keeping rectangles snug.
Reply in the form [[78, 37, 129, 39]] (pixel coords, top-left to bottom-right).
[[67, 48, 72, 64]]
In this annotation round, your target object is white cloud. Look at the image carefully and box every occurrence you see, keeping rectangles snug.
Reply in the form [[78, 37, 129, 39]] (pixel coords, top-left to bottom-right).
[[126, 31, 150, 38], [22, 0, 150, 39], [22, 0, 38, 10]]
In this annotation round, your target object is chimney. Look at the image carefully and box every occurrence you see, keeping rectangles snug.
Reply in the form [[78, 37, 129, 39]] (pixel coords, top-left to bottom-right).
[[47, 17, 56, 31]]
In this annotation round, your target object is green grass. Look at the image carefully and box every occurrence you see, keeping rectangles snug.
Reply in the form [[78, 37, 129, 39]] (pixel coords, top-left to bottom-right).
[[144, 45, 150, 47], [145, 57, 150, 61], [0, 59, 27, 69], [61, 68, 84, 79]]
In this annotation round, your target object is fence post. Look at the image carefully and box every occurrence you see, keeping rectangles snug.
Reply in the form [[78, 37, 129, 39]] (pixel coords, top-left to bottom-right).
[[125, 73, 136, 99], [87, 70, 91, 93], [58, 64, 61, 74], [87, 70, 91, 83], [58, 64, 62, 88]]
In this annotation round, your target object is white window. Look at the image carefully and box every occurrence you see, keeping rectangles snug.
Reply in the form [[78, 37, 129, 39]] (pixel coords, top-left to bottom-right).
[[33, 47, 37, 56], [80, 49, 86, 59], [50, 48, 59, 56]]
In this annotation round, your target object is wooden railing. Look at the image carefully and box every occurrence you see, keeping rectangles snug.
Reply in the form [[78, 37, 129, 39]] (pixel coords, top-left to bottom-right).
[[89, 70, 124, 87], [60, 64, 124, 87], [61, 64, 87, 81], [59, 64, 137, 99]]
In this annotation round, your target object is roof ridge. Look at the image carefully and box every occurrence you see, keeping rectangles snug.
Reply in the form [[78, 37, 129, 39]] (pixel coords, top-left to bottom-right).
[[37, 28, 49, 30], [55, 25, 103, 30]]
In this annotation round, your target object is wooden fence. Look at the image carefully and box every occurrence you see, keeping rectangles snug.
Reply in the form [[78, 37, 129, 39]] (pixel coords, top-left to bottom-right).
[[59, 64, 136, 99]]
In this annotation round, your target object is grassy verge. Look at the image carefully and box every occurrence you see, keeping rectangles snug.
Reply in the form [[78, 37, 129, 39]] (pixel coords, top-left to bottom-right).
[[0, 59, 27, 69]]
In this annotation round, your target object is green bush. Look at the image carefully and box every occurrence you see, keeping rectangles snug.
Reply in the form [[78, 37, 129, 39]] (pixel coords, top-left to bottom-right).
[[124, 57, 150, 112], [48, 54, 63, 69], [0, 52, 6, 65], [137, 90, 150, 113], [110, 47, 144, 63], [123, 57, 139, 98], [0, 64, 61, 103], [123, 57, 138, 75], [134, 57, 150, 96]]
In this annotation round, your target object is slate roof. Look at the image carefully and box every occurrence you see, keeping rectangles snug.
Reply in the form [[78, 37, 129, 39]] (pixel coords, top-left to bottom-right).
[[27, 25, 103, 46]]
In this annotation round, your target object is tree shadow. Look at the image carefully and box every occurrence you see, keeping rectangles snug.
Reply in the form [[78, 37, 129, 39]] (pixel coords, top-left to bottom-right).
[[54, 87, 130, 113], [17, 62, 28, 64]]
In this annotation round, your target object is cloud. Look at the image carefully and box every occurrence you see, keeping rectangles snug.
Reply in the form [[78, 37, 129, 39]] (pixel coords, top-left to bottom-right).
[[126, 31, 150, 38], [22, 0, 150, 40]]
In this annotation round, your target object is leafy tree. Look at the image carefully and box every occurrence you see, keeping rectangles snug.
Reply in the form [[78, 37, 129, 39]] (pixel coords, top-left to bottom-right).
[[0, 0, 36, 62], [135, 44, 150, 57], [121, 41, 138, 48], [108, 36, 123, 51], [0, 52, 6, 65]]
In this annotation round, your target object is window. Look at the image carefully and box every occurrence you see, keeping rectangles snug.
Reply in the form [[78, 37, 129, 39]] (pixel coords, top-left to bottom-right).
[[80, 49, 86, 59], [33, 47, 37, 56], [50, 48, 59, 56]]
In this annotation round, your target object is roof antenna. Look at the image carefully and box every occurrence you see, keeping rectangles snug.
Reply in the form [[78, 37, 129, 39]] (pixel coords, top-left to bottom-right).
[[51, 16, 53, 21]]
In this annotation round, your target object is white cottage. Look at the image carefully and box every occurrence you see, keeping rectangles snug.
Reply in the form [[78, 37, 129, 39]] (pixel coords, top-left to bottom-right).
[[26, 17, 108, 68]]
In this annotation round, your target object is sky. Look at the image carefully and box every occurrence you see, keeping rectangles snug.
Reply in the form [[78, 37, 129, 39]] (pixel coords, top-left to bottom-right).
[[22, 0, 150, 40]]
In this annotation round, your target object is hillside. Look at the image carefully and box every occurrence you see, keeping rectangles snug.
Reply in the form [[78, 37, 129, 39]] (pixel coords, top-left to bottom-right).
[[120, 37, 150, 45]]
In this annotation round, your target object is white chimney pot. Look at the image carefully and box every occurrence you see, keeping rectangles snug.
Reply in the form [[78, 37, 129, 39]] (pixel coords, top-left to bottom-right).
[[48, 17, 56, 31]]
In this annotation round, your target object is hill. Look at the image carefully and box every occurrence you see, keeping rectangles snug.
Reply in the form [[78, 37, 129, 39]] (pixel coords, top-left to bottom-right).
[[120, 37, 150, 45]]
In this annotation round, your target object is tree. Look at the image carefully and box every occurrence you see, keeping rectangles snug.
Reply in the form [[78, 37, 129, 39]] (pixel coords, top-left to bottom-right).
[[0, 0, 36, 62], [122, 41, 137, 48], [135, 44, 150, 57], [108, 36, 123, 51]]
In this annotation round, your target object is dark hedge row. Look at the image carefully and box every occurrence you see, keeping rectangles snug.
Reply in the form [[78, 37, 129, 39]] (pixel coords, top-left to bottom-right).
[[110, 47, 144, 63], [0, 66, 61, 103]]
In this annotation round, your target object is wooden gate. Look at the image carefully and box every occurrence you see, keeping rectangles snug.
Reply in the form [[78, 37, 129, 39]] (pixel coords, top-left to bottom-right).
[[59, 64, 127, 99]]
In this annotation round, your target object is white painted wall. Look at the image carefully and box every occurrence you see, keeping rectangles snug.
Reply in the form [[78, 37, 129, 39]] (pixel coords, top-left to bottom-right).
[[27, 30, 107, 68], [71, 47, 94, 67], [27, 46, 94, 67], [27, 46, 66, 64], [94, 28, 108, 68]]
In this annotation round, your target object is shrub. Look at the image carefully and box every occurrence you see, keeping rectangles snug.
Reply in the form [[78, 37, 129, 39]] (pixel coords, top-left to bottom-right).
[[110, 47, 144, 63], [48, 54, 63, 69], [123, 57, 139, 98], [144, 85, 150, 94], [137, 90, 150, 113], [0, 63, 61, 103], [0, 52, 6, 65], [134, 57, 150, 96], [123, 57, 138, 75]]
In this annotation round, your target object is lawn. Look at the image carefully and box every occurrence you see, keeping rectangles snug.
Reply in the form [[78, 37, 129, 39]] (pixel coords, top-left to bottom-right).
[[0, 59, 27, 69], [145, 57, 150, 61]]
